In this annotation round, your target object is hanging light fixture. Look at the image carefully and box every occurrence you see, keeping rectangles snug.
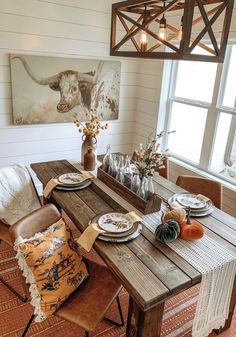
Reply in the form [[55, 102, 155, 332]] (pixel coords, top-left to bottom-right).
[[110, 0, 234, 63]]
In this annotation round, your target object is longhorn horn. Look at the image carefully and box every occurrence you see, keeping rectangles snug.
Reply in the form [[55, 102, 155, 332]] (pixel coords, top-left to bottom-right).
[[12, 56, 60, 86], [78, 61, 104, 84], [94, 61, 104, 83]]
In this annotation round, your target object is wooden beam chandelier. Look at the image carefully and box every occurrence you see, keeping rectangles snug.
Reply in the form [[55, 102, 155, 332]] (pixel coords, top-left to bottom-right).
[[110, 0, 234, 62]]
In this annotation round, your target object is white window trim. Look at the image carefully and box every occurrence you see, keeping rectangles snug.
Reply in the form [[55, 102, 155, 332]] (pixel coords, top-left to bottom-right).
[[159, 42, 236, 186]]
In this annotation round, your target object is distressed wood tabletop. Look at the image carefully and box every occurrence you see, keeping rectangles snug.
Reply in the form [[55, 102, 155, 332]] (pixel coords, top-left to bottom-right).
[[31, 159, 236, 337]]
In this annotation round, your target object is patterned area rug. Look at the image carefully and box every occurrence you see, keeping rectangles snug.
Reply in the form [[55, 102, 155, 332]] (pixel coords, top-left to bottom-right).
[[0, 215, 235, 337]]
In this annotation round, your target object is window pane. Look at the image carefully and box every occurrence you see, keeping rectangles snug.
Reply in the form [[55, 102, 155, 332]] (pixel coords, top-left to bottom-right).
[[222, 46, 236, 108], [210, 113, 236, 182], [175, 60, 217, 103], [168, 103, 207, 163]]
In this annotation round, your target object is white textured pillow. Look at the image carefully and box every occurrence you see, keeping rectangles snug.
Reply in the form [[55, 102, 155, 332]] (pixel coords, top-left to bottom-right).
[[0, 164, 41, 225]]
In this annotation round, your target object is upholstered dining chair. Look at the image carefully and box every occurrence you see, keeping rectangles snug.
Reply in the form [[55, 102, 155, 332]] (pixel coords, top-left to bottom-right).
[[10, 204, 124, 337], [176, 175, 222, 209], [0, 164, 42, 301]]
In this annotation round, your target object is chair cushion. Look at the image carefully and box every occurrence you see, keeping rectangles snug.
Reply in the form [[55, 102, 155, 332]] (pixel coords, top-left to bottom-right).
[[0, 164, 41, 225], [14, 219, 89, 322], [57, 259, 122, 332]]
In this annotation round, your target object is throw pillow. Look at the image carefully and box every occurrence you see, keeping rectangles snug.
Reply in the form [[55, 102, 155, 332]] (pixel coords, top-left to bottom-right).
[[14, 218, 89, 322]]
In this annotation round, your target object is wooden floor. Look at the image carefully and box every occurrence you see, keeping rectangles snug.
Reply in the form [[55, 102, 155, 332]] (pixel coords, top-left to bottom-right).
[[0, 214, 235, 337]]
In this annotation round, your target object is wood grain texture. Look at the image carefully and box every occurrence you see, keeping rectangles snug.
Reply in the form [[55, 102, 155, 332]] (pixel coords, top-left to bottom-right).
[[126, 297, 164, 337]]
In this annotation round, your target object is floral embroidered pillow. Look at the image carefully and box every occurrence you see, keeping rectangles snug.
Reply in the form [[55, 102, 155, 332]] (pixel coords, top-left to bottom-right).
[[14, 219, 89, 322]]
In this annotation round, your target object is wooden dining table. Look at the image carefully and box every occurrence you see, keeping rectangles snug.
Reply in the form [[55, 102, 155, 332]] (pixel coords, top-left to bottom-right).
[[31, 159, 236, 337]]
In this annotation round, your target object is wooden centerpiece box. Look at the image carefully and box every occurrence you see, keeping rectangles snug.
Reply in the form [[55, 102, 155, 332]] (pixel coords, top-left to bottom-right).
[[97, 166, 162, 215]]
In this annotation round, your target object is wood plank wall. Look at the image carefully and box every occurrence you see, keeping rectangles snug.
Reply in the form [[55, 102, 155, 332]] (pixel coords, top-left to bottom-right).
[[0, 0, 140, 169]]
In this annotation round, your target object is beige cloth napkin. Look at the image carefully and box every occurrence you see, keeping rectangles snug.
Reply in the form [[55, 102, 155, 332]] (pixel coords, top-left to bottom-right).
[[43, 172, 94, 198], [77, 211, 143, 252]]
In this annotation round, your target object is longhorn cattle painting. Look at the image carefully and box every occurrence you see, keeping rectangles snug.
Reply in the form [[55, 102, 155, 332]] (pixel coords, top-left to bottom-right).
[[10, 54, 121, 125]]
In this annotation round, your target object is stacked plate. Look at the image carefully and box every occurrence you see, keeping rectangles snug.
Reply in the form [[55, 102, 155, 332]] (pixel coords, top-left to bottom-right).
[[91, 212, 142, 243], [168, 192, 214, 217], [56, 173, 92, 191]]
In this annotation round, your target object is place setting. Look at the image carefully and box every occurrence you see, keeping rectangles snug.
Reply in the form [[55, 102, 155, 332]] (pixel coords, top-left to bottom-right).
[[77, 211, 143, 252], [43, 172, 94, 198], [168, 192, 214, 217]]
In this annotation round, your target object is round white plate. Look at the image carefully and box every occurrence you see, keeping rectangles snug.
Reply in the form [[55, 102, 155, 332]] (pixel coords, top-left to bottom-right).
[[102, 222, 137, 238], [56, 180, 91, 191], [98, 222, 142, 243], [98, 212, 133, 233], [168, 195, 213, 217], [58, 173, 84, 185], [176, 193, 206, 209]]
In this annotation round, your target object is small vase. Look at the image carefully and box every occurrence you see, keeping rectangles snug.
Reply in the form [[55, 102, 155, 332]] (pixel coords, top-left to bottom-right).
[[81, 135, 97, 165], [84, 148, 96, 171], [131, 174, 140, 193], [137, 177, 148, 200], [102, 144, 112, 172], [147, 175, 155, 200]]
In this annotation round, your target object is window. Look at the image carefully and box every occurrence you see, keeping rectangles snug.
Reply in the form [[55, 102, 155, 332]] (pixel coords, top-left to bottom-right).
[[161, 44, 236, 184]]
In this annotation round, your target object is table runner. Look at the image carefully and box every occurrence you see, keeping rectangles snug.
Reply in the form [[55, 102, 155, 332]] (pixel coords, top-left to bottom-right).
[[145, 212, 236, 337], [93, 178, 236, 337]]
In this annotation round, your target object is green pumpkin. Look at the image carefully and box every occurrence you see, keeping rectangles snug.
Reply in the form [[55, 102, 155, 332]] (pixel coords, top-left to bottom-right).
[[155, 213, 180, 243]]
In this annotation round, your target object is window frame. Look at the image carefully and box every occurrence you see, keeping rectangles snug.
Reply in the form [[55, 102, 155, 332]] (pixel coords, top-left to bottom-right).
[[160, 43, 236, 185]]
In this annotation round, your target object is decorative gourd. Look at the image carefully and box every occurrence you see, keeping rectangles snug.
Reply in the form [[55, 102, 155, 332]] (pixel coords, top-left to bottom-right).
[[155, 213, 180, 243], [164, 207, 186, 223], [179, 208, 204, 241]]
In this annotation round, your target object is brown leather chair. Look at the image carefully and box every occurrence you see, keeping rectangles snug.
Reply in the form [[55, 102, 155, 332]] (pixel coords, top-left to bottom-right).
[[0, 165, 42, 302], [10, 204, 124, 337], [176, 175, 222, 209]]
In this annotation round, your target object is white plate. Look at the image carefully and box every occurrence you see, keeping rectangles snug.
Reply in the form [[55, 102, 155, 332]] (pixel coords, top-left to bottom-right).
[[98, 212, 133, 233], [56, 180, 91, 191], [58, 173, 84, 185], [168, 195, 213, 217], [176, 193, 206, 209], [98, 222, 142, 243], [102, 223, 137, 238]]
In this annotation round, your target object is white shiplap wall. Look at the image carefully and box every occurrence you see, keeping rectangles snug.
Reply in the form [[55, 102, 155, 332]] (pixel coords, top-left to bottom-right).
[[0, 0, 140, 171]]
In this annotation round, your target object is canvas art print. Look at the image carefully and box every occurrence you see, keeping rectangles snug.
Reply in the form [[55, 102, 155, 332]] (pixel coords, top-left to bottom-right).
[[10, 54, 121, 124]]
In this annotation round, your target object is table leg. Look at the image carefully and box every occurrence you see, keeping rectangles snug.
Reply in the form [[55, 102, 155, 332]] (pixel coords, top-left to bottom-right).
[[126, 297, 164, 337], [215, 275, 236, 334]]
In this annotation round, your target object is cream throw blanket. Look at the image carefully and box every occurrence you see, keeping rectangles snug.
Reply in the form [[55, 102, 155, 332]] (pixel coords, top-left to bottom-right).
[[0, 164, 41, 225]]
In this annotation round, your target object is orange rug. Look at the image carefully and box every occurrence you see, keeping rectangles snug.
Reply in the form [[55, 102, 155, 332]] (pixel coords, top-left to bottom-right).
[[0, 216, 235, 337]]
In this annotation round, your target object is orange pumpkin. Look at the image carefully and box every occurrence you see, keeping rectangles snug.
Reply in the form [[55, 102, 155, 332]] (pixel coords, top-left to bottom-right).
[[179, 208, 204, 241]]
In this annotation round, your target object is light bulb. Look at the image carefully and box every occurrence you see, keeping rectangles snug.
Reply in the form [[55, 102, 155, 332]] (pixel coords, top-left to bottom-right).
[[159, 15, 167, 41], [140, 30, 148, 44], [159, 27, 166, 40], [140, 30, 148, 52]]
